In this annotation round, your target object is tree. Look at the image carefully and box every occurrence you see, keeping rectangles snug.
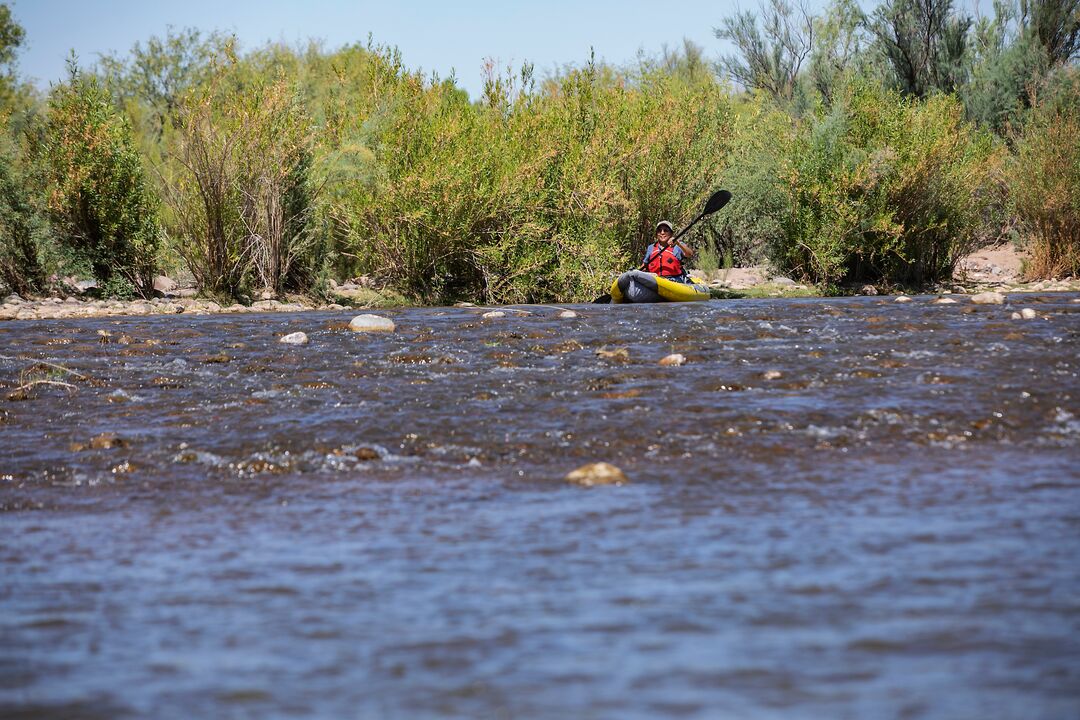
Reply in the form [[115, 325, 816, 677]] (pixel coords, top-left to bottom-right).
[[808, 0, 869, 104], [658, 38, 712, 85], [1022, 0, 1080, 64], [868, 0, 973, 98], [0, 3, 26, 109], [98, 27, 231, 143], [164, 54, 318, 298], [0, 138, 44, 295], [32, 60, 160, 297], [964, 0, 1080, 132], [715, 0, 815, 104]]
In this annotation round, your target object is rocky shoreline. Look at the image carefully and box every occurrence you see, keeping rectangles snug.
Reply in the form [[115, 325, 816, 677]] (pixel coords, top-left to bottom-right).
[[3, 250, 1078, 322], [4, 278, 1080, 322], [0, 293, 353, 322]]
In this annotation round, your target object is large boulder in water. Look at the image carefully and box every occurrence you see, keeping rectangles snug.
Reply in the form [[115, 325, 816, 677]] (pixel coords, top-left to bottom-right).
[[349, 314, 396, 333]]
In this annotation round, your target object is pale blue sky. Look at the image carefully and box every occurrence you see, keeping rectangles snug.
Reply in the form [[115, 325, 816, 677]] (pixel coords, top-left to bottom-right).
[[12, 0, 748, 99]]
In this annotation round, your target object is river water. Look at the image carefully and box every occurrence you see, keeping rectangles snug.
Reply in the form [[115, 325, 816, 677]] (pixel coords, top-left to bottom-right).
[[1, 295, 1078, 719]]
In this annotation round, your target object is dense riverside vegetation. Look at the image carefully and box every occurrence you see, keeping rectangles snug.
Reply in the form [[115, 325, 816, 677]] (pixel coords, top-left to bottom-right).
[[0, 1, 1077, 304]]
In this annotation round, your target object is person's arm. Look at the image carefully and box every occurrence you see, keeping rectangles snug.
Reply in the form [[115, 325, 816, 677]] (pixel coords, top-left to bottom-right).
[[672, 238, 694, 259]]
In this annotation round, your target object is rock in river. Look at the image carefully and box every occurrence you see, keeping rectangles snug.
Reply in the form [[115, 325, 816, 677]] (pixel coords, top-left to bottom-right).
[[279, 331, 309, 345], [971, 291, 1006, 305], [565, 462, 628, 487], [1011, 308, 1037, 320], [349, 314, 396, 333]]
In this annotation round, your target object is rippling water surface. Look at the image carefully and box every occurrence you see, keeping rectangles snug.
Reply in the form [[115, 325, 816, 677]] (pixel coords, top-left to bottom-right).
[[2, 295, 1079, 718]]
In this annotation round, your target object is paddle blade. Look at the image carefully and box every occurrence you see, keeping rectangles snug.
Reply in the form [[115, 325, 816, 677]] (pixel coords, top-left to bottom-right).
[[703, 189, 732, 215]]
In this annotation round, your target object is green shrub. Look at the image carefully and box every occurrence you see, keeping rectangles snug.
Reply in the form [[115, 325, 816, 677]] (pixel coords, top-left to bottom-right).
[[1010, 69, 1080, 279], [317, 47, 733, 304], [774, 81, 1002, 287], [0, 136, 45, 295], [99, 274, 137, 300], [713, 95, 794, 267], [32, 61, 160, 297], [164, 51, 320, 299]]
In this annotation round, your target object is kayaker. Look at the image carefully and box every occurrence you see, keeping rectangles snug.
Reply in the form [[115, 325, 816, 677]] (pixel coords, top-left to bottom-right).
[[642, 220, 694, 280]]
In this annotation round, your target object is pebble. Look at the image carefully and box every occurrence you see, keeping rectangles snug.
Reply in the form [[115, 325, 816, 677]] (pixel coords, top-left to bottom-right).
[[557, 310, 578, 318], [762, 370, 783, 380], [659, 353, 687, 366], [895, 295, 912, 303], [971, 291, 1006, 305], [482, 311, 506, 319], [349, 314, 396, 333], [279, 331, 309, 345], [932, 297, 958, 304], [565, 462, 628, 487]]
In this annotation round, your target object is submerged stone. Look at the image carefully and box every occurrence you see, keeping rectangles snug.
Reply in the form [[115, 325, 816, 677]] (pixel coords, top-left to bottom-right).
[[660, 353, 687, 366], [595, 346, 630, 361], [565, 462, 628, 487]]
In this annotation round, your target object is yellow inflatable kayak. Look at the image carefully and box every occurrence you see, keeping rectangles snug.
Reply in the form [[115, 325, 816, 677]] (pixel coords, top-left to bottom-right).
[[609, 270, 711, 303]]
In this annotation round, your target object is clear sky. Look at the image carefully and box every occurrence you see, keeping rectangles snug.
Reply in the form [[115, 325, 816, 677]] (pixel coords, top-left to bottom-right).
[[12, 0, 746, 99]]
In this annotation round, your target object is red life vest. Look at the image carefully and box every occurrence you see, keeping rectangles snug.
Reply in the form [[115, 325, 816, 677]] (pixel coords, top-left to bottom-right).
[[645, 244, 683, 277]]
